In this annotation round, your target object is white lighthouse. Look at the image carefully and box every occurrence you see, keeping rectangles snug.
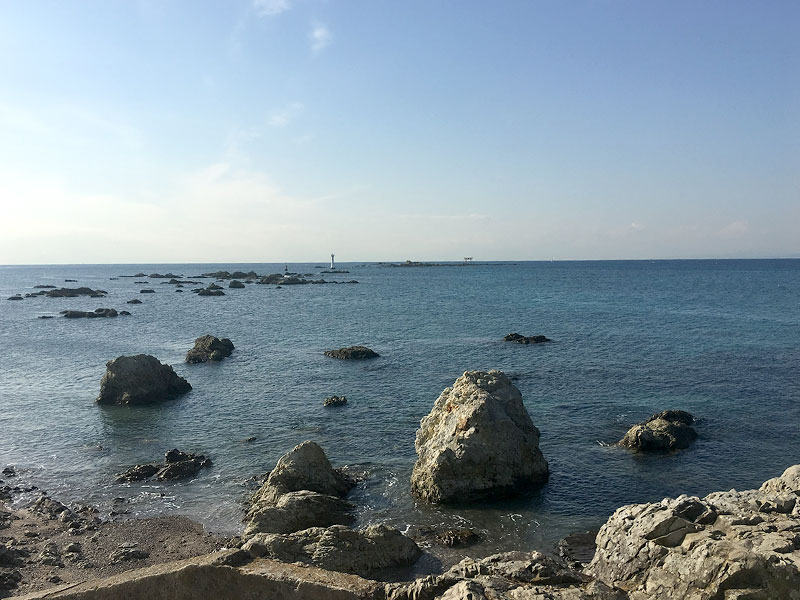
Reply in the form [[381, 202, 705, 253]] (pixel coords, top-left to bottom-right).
[[330, 254, 335, 269]]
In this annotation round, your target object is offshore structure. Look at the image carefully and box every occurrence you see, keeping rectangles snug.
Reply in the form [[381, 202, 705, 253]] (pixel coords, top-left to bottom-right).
[[330, 254, 335, 269]]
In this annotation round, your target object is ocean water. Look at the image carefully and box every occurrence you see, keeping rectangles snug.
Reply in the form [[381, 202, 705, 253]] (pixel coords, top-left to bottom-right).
[[1, 260, 799, 560]]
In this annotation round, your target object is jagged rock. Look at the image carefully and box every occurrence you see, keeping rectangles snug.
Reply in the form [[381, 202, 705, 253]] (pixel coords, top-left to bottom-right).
[[619, 410, 697, 452], [97, 354, 191, 405], [197, 289, 225, 296], [30, 496, 71, 520], [323, 395, 347, 407], [116, 450, 211, 482], [504, 332, 552, 344], [185, 335, 234, 363], [115, 464, 159, 482], [244, 441, 354, 538], [411, 370, 549, 504], [45, 287, 106, 298], [229, 280, 245, 288], [416, 527, 481, 548], [588, 464, 800, 599], [242, 524, 421, 576], [60, 308, 118, 318], [323, 346, 379, 360]]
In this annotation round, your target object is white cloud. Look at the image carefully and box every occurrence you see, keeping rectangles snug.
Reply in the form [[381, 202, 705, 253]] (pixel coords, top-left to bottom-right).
[[252, 0, 292, 17], [268, 102, 304, 128], [719, 220, 750, 237], [309, 22, 332, 54]]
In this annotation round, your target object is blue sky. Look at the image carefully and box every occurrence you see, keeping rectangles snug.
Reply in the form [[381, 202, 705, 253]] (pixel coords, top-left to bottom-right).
[[0, 1, 797, 263]]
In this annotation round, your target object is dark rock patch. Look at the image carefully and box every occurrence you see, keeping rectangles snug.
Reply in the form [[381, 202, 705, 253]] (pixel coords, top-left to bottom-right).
[[229, 280, 245, 289], [127, 299, 142, 304], [61, 308, 120, 319], [186, 335, 234, 363], [115, 450, 212, 483], [196, 289, 225, 296], [323, 396, 347, 407], [139, 289, 155, 294], [504, 332, 551, 344], [46, 287, 105, 298], [324, 346, 379, 360], [97, 354, 191, 406], [619, 410, 697, 452]]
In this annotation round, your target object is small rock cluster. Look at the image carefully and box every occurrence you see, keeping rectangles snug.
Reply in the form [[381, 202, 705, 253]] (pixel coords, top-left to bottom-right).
[[115, 450, 212, 483]]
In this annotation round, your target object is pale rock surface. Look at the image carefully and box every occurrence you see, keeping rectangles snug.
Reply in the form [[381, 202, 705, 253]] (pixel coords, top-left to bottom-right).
[[411, 370, 549, 504]]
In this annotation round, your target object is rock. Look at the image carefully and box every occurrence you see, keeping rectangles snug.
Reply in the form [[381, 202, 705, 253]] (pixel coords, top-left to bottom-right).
[[115, 464, 159, 483], [0, 544, 25, 567], [38, 542, 63, 567], [96, 354, 191, 405], [229, 280, 245, 288], [197, 289, 225, 296], [148, 273, 180, 279], [119, 310, 131, 316], [242, 524, 421, 576], [411, 370, 549, 504], [139, 289, 155, 294], [588, 464, 800, 599], [244, 441, 355, 538], [45, 287, 106, 297], [557, 531, 598, 567], [109, 543, 149, 563], [116, 450, 211, 482], [2, 467, 15, 477], [37, 315, 54, 319], [0, 568, 21, 592], [33, 285, 57, 288], [416, 527, 481, 548], [324, 395, 347, 407], [185, 335, 235, 363], [60, 308, 118, 318], [127, 299, 142, 304], [207, 283, 223, 290], [504, 332, 551, 344], [619, 410, 697, 452], [7, 295, 23, 301], [323, 346, 380, 360], [31, 496, 71, 520]]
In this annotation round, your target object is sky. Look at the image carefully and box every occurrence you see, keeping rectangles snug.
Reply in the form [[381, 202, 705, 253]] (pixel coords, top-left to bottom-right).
[[0, 1, 798, 263]]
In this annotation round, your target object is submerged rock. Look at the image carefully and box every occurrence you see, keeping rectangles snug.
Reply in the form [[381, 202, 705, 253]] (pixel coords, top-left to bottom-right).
[[587, 464, 800, 599], [504, 332, 551, 344], [97, 354, 191, 405], [323, 346, 379, 360], [185, 335, 234, 363], [243, 524, 421, 576], [244, 441, 355, 538], [115, 450, 212, 483], [411, 370, 549, 504], [7, 295, 23, 301], [619, 410, 697, 452]]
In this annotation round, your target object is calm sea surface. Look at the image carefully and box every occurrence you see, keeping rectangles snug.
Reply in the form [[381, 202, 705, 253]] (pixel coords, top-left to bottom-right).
[[1, 260, 799, 557]]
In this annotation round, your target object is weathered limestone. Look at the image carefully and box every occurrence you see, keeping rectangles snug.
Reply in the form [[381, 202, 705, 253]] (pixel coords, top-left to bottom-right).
[[185, 335, 234, 363], [588, 464, 800, 599], [96, 355, 191, 406], [411, 370, 549, 504], [618, 410, 697, 452]]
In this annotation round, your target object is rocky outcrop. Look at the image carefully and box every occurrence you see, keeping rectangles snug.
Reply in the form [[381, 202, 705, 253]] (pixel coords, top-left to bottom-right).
[[324, 346, 380, 360], [140, 289, 155, 294], [116, 450, 212, 482], [127, 299, 142, 304], [588, 464, 800, 599], [243, 524, 422, 576], [197, 289, 225, 296], [386, 551, 623, 600], [229, 280, 245, 289], [619, 410, 697, 452], [411, 370, 549, 504], [60, 308, 124, 319], [244, 441, 354, 538], [45, 287, 107, 298], [7, 295, 23, 301], [185, 335, 234, 363], [504, 332, 551, 344], [96, 355, 191, 405], [324, 396, 347, 407]]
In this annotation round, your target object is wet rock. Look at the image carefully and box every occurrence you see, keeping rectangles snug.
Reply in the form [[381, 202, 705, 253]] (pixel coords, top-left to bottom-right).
[[323, 395, 347, 407], [60, 308, 119, 319], [1, 467, 15, 478], [45, 287, 106, 298], [116, 450, 211, 483], [557, 531, 598, 567], [33, 285, 56, 289], [6, 295, 23, 301], [229, 280, 245, 289], [619, 410, 697, 452], [139, 289, 155, 294], [185, 335, 234, 363], [126, 299, 142, 304], [197, 289, 225, 296], [417, 527, 481, 548], [37, 315, 54, 319], [148, 273, 180, 279], [97, 354, 191, 405], [242, 524, 421, 576], [323, 346, 380, 360], [504, 332, 551, 344], [115, 464, 159, 483], [411, 370, 549, 504], [119, 310, 131, 316]]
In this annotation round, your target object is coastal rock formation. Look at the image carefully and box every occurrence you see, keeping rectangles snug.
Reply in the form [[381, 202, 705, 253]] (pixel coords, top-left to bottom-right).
[[588, 464, 800, 599], [45, 287, 106, 298], [139, 289, 155, 294], [185, 335, 235, 363], [60, 308, 123, 319], [96, 355, 191, 405], [324, 395, 347, 407], [411, 370, 549, 504], [127, 299, 142, 304], [244, 441, 355, 538], [7, 295, 23, 301], [504, 332, 552, 344], [243, 524, 422, 576], [619, 410, 697, 452], [116, 450, 212, 483], [197, 289, 225, 296], [229, 280, 245, 288], [323, 346, 380, 360]]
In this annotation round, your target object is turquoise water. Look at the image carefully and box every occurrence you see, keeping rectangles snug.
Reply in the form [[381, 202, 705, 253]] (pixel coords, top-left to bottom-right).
[[1, 260, 799, 556]]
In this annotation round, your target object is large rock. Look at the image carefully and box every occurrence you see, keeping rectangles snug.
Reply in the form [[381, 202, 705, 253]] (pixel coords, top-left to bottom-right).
[[587, 464, 800, 599], [245, 441, 355, 538], [97, 355, 191, 405], [504, 332, 551, 344], [45, 287, 106, 298], [411, 370, 549, 504], [619, 410, 697, 452], [242, 524, 421, 576], [323, 346, 379, 360], [115, 450, 212, 482], [185, 335, 235, 363]]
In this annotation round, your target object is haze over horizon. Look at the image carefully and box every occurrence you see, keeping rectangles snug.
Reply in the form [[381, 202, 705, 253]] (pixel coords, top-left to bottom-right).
[[1, 1, 798, 265]]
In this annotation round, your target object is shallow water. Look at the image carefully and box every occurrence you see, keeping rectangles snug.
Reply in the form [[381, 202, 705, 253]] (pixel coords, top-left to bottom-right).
[[1, 260, 799, 558]]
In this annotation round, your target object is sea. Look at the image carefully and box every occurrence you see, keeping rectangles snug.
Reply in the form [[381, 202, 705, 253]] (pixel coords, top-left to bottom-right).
[[1, 260, 799, 560]]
